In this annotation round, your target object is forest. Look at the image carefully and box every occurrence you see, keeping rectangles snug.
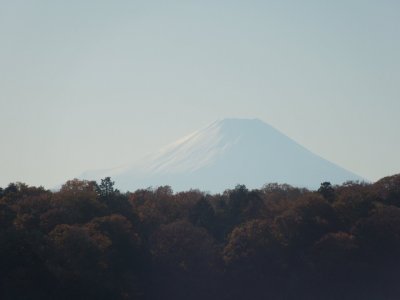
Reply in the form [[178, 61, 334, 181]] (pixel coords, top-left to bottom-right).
[[1, 175, 400, 300]]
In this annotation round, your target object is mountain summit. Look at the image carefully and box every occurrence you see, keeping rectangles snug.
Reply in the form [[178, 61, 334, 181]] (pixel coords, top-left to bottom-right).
[[82, 118, 363, 192]]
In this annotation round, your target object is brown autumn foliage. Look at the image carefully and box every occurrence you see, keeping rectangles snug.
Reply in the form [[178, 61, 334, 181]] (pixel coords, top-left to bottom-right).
[[1, 175, 400, 299]]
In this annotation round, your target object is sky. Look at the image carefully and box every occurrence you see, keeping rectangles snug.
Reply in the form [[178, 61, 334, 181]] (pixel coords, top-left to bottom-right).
[[1, 0, 399, 188]]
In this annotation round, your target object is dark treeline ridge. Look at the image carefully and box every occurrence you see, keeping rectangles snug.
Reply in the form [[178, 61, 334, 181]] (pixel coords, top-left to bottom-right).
[[1, 175, 400, 300]]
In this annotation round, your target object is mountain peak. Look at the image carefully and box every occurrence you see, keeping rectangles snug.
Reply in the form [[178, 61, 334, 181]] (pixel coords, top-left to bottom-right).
[[82, 118, 363, 192], [216, 117, 263, 124], [212, 118, 267, 130]]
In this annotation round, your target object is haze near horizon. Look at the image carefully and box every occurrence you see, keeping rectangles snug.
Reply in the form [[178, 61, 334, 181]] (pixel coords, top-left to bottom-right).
[[1, 1, 399, 188]]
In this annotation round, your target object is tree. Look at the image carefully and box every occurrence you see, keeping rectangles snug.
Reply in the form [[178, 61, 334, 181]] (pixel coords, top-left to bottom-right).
[[373, 174, 400, 206], [149, 220, 219, 300], [318, 182, 335, 202], [4, 183, 18, 195], [189, 197, 216, 233], [275, 194, 337, 249], [85, 215, 144, 298], [55, 179, 106, 224], [97, 177, 117, 200], [333, 182, 374, 230], [47, 224, 113, 300], [223, 185, 263, 233], [310, 232, 359, 299], [223, 219, 285, 299], [85, 214, 141, 271], [351, 205, 400, 298]]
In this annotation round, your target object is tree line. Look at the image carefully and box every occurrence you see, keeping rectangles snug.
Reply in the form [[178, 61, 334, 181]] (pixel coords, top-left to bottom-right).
[[1, 175, 400, 299]]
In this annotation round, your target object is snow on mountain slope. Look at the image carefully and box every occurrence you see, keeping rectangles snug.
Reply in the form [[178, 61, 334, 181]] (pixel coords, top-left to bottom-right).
[[81, 118, 364, 192]]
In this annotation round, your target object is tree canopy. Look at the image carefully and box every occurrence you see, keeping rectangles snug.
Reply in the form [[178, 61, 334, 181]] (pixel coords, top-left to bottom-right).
[[1, 176, 400, 299]]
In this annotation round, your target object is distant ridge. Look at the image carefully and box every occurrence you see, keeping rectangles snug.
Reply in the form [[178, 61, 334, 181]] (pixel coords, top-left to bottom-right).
[[81, 118, 364, 192]]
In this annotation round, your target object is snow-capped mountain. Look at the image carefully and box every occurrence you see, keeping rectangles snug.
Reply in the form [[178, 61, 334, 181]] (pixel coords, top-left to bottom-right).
[[81, 118, 364, 192]]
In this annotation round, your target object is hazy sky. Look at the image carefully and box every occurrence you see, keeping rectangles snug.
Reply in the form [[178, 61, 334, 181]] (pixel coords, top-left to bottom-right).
[[1, 0, 399, 188]]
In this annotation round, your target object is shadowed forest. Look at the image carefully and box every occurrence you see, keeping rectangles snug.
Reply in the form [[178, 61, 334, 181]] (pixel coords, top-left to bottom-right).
[[1, 175, 400, 300]]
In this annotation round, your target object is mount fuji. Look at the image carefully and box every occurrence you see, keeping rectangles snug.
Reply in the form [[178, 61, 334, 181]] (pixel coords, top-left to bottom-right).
[[81, 118, 363, 192]]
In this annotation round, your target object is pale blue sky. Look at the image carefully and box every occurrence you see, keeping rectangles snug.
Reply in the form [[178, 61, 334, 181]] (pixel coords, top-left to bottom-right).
[[1, 0, 399, 188]]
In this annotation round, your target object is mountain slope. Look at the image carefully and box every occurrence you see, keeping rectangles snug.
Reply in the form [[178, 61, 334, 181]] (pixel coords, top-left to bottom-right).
[[82, 118, 364, 192]]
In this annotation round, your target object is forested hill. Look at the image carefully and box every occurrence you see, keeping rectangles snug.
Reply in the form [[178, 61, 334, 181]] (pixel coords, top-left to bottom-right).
[[1, 175, 400, 300]]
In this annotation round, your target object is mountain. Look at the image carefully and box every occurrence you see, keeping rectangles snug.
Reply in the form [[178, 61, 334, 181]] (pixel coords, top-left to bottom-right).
[[81, 118, 364, 192]]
